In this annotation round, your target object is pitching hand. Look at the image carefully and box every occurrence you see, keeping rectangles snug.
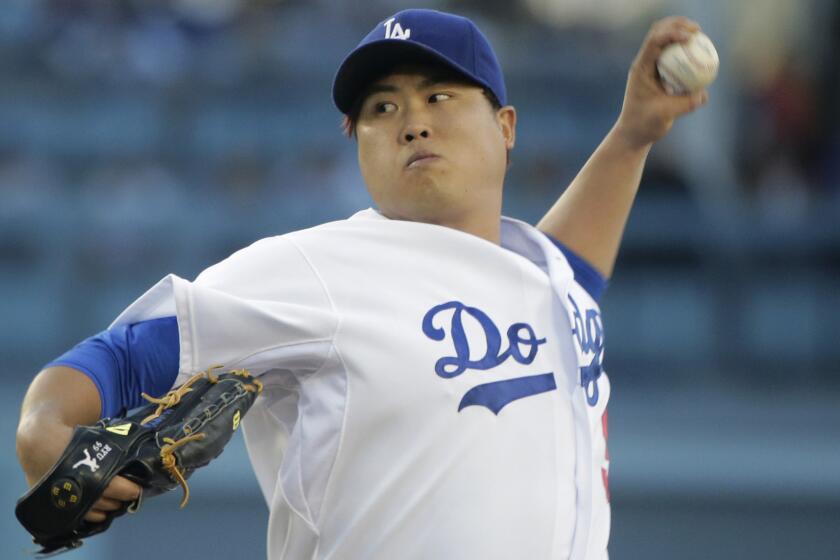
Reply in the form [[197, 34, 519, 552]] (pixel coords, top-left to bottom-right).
[[614, 16, 709, 149]]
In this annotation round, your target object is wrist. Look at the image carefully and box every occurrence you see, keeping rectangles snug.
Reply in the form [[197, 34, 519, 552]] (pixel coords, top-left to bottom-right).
[[605, 122, 654, 158]]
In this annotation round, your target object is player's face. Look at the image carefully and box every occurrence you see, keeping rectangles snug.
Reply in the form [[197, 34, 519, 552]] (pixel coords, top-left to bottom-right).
[[355, 65, 516, 227]]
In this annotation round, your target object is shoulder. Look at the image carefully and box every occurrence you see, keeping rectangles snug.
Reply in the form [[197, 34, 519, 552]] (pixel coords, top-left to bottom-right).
[[542, 234, 608, 302], [191, 212, 388, 302], [195, 235, 304, 287], [195, 212, 369, 283], [500, 216, 608, 302]]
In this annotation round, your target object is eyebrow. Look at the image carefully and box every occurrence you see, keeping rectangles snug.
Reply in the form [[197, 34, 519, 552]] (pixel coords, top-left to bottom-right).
[[363, 73, 469, 99], [364, 83, 399, 97]]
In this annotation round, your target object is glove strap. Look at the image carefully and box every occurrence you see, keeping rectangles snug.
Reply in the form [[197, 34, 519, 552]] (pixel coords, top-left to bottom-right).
[[15, 422, 147, 554]]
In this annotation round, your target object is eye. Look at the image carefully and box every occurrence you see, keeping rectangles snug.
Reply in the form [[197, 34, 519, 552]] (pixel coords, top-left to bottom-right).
[[429, 93, 452, 103], [375, 102, 397, 114]]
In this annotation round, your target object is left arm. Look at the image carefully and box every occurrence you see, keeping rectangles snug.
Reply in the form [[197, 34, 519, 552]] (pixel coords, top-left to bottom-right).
[[537, 17, 709, 278]]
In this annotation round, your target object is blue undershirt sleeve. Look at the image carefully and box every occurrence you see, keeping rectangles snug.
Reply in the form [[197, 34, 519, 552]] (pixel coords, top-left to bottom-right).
[[542, 234, 608, 301], [45, 316, 180, 419]]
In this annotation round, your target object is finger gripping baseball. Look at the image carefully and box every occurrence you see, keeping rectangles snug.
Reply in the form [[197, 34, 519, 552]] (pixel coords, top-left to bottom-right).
[[15, 368, 263, 556]]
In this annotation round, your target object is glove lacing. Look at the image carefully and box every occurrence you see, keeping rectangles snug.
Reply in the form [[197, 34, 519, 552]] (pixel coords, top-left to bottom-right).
[[139, 370, 211, 425], [160, 433, 207, 508], [138, 367, 263, 508]]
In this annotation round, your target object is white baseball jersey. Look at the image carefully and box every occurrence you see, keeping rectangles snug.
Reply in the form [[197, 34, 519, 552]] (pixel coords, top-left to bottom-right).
[[111, 208, 611, 559]]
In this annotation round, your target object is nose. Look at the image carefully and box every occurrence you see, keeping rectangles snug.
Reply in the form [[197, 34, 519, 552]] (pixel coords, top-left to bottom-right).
[[399, 102, 432, 144], [403, 127, 430, 143]]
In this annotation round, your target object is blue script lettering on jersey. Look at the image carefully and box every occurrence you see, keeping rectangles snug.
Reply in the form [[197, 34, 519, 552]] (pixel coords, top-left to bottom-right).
[[422, 301, 546, 378], [568, 294, 604, 406], [458, 373, 556, 414], [422, 301, 552, 414]]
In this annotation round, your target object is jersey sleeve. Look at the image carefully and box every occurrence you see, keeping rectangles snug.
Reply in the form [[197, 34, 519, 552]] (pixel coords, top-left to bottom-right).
[[110, 235, 339, 383], [542, 233, 608, 301], [45, 317, 180, 418]]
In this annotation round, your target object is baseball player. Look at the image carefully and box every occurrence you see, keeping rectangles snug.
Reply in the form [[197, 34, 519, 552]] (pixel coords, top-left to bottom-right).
[[16, 9, 708, 559]]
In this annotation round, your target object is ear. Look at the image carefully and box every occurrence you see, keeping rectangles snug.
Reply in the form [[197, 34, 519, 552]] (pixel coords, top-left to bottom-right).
[[497, 106, 516, 150]]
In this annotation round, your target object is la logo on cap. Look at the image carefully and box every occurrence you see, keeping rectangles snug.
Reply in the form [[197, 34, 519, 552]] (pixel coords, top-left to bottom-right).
[[383, 17, 410, 40]]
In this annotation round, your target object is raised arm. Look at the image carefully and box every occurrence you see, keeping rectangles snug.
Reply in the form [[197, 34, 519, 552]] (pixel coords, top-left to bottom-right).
[[537, 17, 710, 278]]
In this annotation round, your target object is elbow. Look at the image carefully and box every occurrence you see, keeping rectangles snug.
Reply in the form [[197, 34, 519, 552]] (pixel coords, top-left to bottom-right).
[[16, 406, 75, 487]]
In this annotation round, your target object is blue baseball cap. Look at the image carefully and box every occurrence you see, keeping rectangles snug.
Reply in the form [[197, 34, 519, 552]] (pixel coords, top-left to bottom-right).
[[332, 9, 507, 114]]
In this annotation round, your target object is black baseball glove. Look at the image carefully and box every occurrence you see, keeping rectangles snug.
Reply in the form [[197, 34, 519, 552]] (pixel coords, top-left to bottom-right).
[[15, 367, 263, 556]]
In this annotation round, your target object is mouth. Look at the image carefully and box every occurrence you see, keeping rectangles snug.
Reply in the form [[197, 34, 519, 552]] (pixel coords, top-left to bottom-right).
[[405, 151, 440, 168]]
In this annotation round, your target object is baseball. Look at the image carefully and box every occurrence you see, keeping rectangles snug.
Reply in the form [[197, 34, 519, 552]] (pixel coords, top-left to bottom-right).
[[656, 31, 719, 95]]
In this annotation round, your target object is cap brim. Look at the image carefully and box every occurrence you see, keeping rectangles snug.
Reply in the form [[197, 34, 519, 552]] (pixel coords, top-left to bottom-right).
[[332, 39, 485, 114]]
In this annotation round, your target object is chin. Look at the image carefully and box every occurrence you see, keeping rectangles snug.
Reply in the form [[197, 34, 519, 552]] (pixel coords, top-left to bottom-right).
[[371, 171, 479, 224]]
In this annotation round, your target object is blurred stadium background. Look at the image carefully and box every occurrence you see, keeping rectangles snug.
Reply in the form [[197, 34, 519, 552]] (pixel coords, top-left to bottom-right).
[[2, 0, 838, 558]]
